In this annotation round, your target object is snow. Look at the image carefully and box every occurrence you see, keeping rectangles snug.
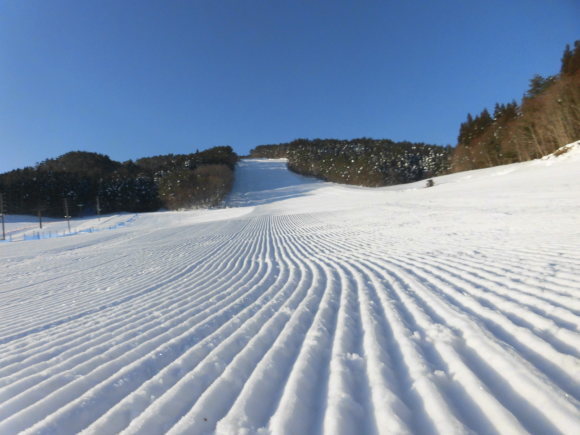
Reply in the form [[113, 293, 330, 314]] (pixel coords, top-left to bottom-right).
[[1, 142, 579, 434], [1, 213, 139, 242]]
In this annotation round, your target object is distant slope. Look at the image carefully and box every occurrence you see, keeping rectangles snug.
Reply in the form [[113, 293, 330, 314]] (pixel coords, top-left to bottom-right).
[[226, 158, 322, 207], [0, 142, 579, 434], [250, 138, 451, 187]]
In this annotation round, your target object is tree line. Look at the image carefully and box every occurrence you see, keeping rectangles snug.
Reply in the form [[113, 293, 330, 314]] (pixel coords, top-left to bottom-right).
[[252, 40, 579, 184], [251, 138, 451, 187], [451, 40, 580, 171], [2, 41, 577, 215], [0, 147, 238, 217]]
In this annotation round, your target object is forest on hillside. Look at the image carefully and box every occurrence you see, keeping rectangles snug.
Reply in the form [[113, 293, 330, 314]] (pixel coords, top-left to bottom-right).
[[3, 40, 577, 216], [0, 147, 238, 217], [451, 40, 580, 171], [251, 41, 579, 182], [251, 139, 451, 187]]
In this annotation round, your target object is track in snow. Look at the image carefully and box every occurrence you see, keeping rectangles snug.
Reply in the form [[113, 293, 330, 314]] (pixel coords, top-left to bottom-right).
[[0, 155, 579, 434]]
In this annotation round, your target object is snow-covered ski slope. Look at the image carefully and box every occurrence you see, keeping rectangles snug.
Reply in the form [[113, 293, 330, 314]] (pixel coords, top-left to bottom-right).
[[2, 213, 138, 242], [1, 144, 579, 434]]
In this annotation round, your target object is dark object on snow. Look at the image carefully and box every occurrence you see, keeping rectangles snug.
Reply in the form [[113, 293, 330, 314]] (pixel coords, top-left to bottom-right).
[[425, 179, 435, 188]]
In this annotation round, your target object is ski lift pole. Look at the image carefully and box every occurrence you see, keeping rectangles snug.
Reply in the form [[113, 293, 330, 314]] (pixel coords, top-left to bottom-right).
[[64, 198, 71, 233], [96, 196, 101, 221], [0, 193, 5, 241]]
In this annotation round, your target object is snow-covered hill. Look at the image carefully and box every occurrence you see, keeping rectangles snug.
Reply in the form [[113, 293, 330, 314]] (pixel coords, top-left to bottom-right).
[[0, 144, 579, 434]]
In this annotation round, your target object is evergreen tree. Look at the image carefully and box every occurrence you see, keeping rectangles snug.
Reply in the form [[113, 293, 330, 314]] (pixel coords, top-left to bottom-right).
[[0, 147, 238, 215], [561, 44, 573, 75], [451, 40, 580, 172], [525, 74, 556, 99], [251, 138, 451, 187]]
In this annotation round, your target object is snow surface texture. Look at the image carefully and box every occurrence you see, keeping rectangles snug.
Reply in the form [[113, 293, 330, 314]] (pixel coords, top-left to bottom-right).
[[0, 144, 579, 434]]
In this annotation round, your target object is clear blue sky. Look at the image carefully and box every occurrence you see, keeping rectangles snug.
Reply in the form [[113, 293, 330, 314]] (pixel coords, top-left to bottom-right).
[[1, 0, 578, 172]]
